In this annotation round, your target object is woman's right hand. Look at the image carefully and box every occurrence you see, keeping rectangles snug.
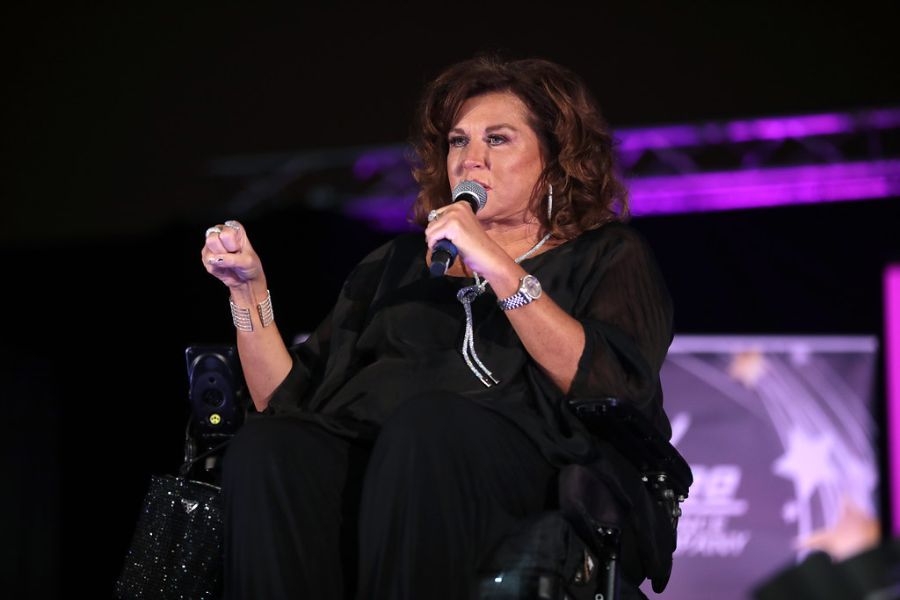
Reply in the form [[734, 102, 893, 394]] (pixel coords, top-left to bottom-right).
[[201, 220, 264, 289], [201, 220, 291, 411]]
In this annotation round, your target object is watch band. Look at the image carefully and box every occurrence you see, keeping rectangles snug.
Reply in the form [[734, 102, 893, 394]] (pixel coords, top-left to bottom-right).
[[497, 292, 534, 311], [497, 274, 542, 311]]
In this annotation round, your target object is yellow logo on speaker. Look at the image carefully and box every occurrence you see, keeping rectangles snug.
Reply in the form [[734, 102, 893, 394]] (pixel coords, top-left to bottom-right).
[[209, 413, 222, 425]]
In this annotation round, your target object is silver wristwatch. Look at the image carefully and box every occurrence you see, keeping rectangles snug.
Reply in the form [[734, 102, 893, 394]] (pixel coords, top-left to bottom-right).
[[497, 274, 542, 311]]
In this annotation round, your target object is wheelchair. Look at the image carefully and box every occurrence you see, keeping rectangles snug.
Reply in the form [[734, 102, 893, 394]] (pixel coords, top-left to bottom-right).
[[476, 397, 692, 600], [180, 346, 692, 600]]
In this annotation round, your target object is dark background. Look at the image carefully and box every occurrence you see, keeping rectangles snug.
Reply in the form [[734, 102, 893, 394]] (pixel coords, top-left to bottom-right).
[[2, 3, 898, 598]]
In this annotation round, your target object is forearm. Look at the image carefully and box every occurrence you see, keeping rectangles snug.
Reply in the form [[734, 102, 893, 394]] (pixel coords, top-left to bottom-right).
[[230, 281, 294, 411], [488, 263, 585, 394]]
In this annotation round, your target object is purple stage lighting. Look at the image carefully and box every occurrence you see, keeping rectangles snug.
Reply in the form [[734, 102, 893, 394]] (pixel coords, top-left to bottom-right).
[[617, 107, 900, 150], [628, 160, 900, 216], [344, 160, 900, 231]]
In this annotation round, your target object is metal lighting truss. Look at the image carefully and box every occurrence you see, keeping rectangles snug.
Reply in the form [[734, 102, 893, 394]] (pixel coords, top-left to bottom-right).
[[207, 107, 900, 231]]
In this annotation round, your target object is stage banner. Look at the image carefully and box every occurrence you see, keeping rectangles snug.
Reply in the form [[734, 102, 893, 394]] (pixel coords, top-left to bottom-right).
[[648, 336, 880, 599]]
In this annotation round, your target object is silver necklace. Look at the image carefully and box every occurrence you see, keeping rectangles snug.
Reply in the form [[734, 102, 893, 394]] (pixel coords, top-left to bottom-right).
[[457, 232, 553, 387]]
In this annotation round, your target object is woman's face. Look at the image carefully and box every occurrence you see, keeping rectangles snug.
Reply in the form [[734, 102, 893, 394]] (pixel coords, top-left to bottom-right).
[[446, 92, 544, 223]]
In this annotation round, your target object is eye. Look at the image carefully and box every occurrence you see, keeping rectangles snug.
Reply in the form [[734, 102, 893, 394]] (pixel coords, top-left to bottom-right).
[[486, 134, 508, 146], [448, 135, 468, 148]]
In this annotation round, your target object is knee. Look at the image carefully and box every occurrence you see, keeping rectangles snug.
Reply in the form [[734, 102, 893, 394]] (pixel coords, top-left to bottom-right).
[[224, 416, 285, 465], [373, 393, 505, 464], [222, 416, 329, 485]]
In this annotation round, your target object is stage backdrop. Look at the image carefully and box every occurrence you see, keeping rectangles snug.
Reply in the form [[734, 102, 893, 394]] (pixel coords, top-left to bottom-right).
[[646, 335, 880, 599]]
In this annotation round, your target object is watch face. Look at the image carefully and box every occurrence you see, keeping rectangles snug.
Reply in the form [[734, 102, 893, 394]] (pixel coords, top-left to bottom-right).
[[521, 275, 542, 299]]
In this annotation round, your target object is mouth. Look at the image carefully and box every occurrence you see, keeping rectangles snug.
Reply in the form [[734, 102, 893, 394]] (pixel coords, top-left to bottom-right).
[[473, 180, 491, 191]]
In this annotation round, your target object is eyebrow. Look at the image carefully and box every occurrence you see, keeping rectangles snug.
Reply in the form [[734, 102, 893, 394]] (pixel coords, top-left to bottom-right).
[[449, 123, 520, 135]]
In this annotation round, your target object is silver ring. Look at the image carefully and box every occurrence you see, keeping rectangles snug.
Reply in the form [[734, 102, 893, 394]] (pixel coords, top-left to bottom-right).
[[223, 220, 241, 231], [205, 226, 223, 238], [427, 209, 441, 222]]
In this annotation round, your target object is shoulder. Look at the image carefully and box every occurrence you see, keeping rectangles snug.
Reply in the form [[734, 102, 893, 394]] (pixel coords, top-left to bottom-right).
[[573, 221, 657, 264], [343, 232, 424, 298], [354, 232, 424, 268], [569, 221, 673, 325]]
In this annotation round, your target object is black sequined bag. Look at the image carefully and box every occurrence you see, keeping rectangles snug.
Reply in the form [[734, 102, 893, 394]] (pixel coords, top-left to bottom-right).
[[115, 474, 224, 600]]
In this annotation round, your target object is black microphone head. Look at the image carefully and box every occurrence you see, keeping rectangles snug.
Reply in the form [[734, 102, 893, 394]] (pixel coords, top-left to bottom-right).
[[452, 181, 488, 213]]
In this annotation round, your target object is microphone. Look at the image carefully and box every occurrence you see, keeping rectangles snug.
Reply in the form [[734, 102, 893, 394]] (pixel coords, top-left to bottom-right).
[[430, 181, 488, 277]]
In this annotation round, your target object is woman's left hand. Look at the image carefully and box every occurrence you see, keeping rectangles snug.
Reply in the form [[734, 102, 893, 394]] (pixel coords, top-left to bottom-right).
[[424, 203, 517, 282]]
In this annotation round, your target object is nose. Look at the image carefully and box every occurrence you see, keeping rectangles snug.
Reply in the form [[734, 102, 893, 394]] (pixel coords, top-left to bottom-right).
[[461, 140, 488, 171]]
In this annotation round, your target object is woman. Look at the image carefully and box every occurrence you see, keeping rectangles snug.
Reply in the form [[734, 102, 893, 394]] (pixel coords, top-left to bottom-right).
[[201, 56, 674, 599]]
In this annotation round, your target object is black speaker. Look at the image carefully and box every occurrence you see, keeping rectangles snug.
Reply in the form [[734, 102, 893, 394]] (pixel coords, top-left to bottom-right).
[[185, 345, 246, 438]]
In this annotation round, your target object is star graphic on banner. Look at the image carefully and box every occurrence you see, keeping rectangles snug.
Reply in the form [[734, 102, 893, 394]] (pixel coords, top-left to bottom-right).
[[772, 427, 836, 502], [782, 500, 799, 524]]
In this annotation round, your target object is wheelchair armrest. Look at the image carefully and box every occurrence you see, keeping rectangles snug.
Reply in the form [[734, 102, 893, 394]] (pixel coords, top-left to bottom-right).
[[568, 397, 692, 501]]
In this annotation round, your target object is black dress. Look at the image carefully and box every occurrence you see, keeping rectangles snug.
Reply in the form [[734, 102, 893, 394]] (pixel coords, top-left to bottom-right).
[[222, 221, 674, 599], [265, 221, 672, 460]]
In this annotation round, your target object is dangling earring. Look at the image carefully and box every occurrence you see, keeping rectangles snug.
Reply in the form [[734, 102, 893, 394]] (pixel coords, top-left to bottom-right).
[[547, 184, 554, 221]]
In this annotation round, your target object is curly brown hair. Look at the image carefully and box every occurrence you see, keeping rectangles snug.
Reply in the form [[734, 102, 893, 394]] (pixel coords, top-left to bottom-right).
[[410, 55, 629, 239]]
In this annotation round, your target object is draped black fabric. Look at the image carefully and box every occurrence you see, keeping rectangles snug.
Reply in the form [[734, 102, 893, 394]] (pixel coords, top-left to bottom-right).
[[262, 221, 673, 466], [224, 392, 559, 600]]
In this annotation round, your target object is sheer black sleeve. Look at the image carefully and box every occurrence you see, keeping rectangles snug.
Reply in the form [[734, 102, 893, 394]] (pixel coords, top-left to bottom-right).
[[260, 239, 396, 416], [568, 224, 674, 437]]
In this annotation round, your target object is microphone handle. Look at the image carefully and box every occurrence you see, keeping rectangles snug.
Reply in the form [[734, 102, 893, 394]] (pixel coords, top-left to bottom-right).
[[430, 239, 458, 277], [429, 192, 478, 277]]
